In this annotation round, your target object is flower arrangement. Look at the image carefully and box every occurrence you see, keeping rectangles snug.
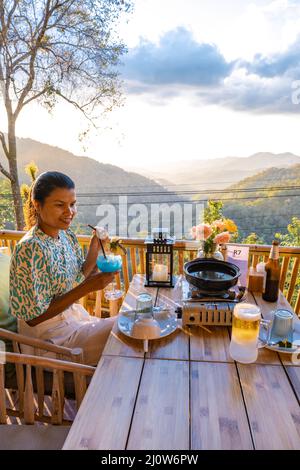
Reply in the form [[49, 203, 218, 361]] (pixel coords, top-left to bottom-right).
[[191, 219, 238, 258], [109, 237, 127, 255]]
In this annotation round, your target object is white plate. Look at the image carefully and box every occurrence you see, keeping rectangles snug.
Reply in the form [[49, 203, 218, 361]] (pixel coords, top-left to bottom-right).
[[259, 328, 300, 354], [264, 341, 300, 354], [118, 308, 178, 340]]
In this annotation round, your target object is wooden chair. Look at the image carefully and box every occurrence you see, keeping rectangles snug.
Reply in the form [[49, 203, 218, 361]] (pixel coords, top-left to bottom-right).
[[0, 328, 95, 449]]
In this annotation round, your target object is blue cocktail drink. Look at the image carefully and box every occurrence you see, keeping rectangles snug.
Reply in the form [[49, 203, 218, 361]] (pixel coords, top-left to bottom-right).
[[97, 254, 123, 300], [97, 254, 122, 273]]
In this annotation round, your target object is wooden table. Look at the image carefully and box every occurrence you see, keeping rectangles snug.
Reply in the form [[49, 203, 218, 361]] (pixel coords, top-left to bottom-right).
[[63, 275, 300, 450]]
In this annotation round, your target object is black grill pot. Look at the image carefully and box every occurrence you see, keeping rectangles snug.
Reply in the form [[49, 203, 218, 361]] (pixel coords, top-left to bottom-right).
[[183, 258, 241, 294]]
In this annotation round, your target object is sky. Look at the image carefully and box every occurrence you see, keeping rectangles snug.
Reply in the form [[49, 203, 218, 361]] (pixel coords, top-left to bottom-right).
[[2, 0, 300, 169]]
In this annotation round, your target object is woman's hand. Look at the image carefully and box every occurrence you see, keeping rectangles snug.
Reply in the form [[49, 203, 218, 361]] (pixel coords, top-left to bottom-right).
[[84, 271, 116, 293], [90, 231, 110, 253], [82, 231, 110, 278]]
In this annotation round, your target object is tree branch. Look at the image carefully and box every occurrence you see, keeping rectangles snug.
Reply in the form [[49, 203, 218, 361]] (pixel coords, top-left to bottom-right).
[[55, 89, 97, 127], [0, 132, 12, 180], [22, 87, 48, 106], [0, 131, 9, 158], [13, 0, 53, 118], [0, 163, 12, 180]]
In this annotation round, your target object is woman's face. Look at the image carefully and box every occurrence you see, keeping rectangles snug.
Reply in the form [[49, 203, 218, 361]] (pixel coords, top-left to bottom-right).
[[34, 187, 77, 231]]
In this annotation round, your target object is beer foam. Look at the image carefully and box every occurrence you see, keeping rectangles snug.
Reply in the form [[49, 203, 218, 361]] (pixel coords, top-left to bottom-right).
[[233, 303, 261, 321]]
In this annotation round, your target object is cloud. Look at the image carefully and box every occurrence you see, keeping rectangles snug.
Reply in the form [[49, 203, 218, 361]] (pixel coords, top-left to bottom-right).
[[199, 70, 296, 113], [123, 27, 234, 88], [244, 39, 300, 79], [121, 26, 300, 114]]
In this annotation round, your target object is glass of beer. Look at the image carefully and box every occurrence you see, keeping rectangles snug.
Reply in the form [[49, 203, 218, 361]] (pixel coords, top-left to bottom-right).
[[229, 303, 269, 363]]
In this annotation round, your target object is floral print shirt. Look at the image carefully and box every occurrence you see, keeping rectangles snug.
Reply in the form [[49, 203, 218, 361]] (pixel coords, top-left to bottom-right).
[[9, 226, 85, 321]]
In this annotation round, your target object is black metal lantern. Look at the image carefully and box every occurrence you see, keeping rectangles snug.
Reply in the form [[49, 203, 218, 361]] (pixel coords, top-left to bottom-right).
[[145, 228, 175, 288]]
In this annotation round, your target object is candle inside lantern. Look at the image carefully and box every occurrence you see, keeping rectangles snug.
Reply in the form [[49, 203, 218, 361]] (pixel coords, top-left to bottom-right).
[[152, 264, 168, 282]]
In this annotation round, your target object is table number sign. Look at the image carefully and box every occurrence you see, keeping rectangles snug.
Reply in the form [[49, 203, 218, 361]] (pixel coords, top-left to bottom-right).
[[226, 245, 249, 287]]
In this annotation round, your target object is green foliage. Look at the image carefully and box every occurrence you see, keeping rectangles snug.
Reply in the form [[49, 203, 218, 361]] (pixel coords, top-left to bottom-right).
[[24, 161, 39, 182], [275, 217, 300, 247], [204, 201, 224, 224], [242, 232, 265, 245], [220, 164, 300, 244], [0, 179, 15, 229], [21, 161, 39, 201]]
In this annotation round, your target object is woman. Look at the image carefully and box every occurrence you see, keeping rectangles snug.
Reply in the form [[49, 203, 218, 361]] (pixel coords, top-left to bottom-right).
[[9, 171, 116, 365]]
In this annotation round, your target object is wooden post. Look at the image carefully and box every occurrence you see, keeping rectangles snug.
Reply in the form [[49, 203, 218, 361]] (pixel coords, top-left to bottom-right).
[[24, 365, 34, 424], [35, 366, 45, 418], [71, 348, 87, 409], [51, 369, 63, 425], [94, 290, 103, 318], [13, 340, 24, 414], [109, 299, 120, 317]]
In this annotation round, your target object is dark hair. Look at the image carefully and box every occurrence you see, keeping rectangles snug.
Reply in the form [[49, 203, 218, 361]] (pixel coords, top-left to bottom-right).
[[24, 171, 75, 230]]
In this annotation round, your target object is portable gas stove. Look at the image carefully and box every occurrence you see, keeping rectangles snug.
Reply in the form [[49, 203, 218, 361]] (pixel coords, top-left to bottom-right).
[[181, 279, 246, 327]]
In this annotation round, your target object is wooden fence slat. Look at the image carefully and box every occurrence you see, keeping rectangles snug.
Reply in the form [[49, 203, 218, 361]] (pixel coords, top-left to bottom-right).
[[296, 291, 300, 316], [130, 247, 137, 276], [287, 257, 300, 304], [121, 253, 130, 292], [178, 251, 184, 274], [251, 255, 260, 268], [280, 256, 291, 291], [138, 248, 145, 273]]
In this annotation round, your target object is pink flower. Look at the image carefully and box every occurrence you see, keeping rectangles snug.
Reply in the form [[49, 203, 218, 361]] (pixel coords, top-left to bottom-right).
[[194, 223, 212, 241], [214, 231, 231, 244], [212, 219, 226, 231], [191, 226, 197, 239]]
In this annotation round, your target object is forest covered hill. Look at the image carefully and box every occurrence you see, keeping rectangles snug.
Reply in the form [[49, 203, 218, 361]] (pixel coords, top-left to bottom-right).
[[220, 165, 300, 243]]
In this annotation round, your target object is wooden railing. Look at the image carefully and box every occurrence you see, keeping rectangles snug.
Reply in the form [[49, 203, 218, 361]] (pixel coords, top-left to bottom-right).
[[1, 230, 300, 315]]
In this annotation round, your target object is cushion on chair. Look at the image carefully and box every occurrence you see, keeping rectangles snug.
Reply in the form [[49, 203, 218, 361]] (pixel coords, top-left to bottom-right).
[[0, 252, 17, 379], [0, 424, 71, 450], [0, 252, 17, 334]]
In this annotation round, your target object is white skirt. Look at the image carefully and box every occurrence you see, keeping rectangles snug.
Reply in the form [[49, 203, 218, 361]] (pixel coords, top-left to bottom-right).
[[17, 303, 115, 365], [18, 303, 91, 346]]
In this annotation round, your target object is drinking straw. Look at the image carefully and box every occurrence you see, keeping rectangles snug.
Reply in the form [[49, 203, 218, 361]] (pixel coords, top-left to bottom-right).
[[88, 224, 107, 259]]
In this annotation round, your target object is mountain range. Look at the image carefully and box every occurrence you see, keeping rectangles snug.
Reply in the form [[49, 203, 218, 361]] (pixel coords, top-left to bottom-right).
[[1, 138, 299, 241], [0, 137, 177, 231], [125, 152, 300, 190]]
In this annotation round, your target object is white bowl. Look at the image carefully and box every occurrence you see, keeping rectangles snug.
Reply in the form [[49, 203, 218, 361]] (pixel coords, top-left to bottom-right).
[[131, 317, 161, 340]]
